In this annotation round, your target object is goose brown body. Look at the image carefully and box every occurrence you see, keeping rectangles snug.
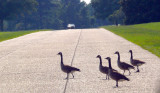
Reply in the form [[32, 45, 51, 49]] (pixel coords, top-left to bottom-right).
[[96, 55, 109, 80], [129, 50, 145, 72], [115, 51, 134, 75], [105, 57, 129, 87], [96, 55, 117, 80], [61, 65, 80, 73], [58, 52, 80, 79]]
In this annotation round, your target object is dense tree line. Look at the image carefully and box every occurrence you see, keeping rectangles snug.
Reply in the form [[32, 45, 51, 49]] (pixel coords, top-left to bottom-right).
[[120, 0, 160, 25], [0, 0, 38, 31], [91, 0, 120, 19], [91, 0, 122, 25], [91, 0, 160, 25], [0, 0, 109, 31]]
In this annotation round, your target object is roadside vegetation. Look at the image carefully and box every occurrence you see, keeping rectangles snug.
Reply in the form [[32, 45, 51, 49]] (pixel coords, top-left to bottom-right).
[[0, 0, 109, 31], [0, 30, 44, 42], [103, 22, 160, 57]]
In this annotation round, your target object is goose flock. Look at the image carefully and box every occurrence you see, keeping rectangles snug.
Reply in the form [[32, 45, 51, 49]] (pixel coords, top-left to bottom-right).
[[57, 50, 146, 87]]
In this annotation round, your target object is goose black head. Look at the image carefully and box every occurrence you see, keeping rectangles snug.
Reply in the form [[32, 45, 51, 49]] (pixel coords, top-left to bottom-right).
[[129, 50, 132, 53], [105, 57, 111, 60], [96, 55, 101, 58], [114, 51, 119, 54], [57, 52, 62, 55]]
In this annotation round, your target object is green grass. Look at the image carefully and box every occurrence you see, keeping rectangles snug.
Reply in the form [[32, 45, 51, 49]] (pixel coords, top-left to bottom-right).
[[102, 22, 160, 57], [0, 29, 50, 42]]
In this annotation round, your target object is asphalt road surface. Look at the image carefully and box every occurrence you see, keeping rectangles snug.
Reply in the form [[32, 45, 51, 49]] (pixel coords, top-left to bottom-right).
[[0, 28, 160, 93]]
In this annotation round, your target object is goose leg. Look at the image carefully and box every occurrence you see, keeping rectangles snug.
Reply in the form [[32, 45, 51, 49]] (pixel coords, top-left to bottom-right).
[[123, 70, 125, 75], [106, 74, 109, 80], [108, 75, 109, 80], [128, 69, 131, 75], [106, 74, 107, 80], [116, 81, 118, 87], [65, 73, 69, 79], [136, 66, 140, 72], [71, 73, 74, 78]]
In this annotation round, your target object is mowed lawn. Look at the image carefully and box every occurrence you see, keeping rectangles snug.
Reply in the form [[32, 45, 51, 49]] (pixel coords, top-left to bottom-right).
[[103, 22, 160, 57], [0, 30, 40, 42]]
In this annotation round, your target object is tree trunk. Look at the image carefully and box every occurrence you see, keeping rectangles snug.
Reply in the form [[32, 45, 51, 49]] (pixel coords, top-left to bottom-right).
[[0, 19, 4, 31]]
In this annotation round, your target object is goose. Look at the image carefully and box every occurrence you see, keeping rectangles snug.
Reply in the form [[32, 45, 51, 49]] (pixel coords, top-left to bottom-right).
[[114, 51, 134, 75], [57, 52, 80, 79], [129, 50, 145, 72], [96, 55, 109, 80], [105, 57, 129, 87], [96, 55, 117, 80]]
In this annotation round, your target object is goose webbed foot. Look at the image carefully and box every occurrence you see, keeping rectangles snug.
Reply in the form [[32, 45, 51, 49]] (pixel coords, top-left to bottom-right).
[[113, 85, 118, 88], [114, 81, 118, 88], [136, 66, 140, 72]]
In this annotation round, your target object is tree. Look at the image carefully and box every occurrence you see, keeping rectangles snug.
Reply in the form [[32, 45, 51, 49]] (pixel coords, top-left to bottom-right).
[[108, 8, 125, 25], [60, 0, 92, 28], [120, 0, 160, 25], [91, 0, 120, 19], [0, 0, 38, 31], [3, 0, 109, 31]]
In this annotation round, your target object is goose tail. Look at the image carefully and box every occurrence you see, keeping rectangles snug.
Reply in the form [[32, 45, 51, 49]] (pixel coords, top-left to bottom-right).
[[73, 67, 81, 72], [129, 66, 135, 70], [125, 77, 130, 81]]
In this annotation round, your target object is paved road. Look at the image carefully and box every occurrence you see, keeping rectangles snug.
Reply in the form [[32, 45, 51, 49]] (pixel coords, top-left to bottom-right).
[[0, 28, 160, 93]]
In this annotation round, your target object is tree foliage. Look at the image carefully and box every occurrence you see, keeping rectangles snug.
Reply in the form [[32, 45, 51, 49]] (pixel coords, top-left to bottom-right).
[[1, 0, 110, 31], [108, 8, 125, 25], [0, 0, 38, 31], [120, 0, 160, 25], [91, 0, 120, 19]]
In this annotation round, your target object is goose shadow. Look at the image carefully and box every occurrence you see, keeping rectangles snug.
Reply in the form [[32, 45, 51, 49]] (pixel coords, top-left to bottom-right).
[[63, 77, 81, 80], [101, 78, 109, 80], [113, 85, 131, 89]]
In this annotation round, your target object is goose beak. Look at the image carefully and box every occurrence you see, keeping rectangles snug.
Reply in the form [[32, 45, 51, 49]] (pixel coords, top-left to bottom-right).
[[114, 51, 118, 54], [57, 52, 61, 55], [96, 55, 100, 58]]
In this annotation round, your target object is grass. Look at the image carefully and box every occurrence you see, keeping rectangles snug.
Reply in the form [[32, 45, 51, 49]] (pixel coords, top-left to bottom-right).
[[0, 29, 50, 42], [102, 22, 160, 57]]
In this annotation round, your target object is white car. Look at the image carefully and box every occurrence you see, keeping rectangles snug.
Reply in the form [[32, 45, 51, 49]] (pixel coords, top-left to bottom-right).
[[67, 24, 75, 29]]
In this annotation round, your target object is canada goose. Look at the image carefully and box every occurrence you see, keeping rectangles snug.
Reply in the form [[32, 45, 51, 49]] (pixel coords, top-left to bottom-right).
[[96, 55, 109, 80], [105, 57, 129, 87], [129, 50, 145, 72], [96, 55, 117, 80], [57, 52, 80, 79], [114, 51, 134, 75]]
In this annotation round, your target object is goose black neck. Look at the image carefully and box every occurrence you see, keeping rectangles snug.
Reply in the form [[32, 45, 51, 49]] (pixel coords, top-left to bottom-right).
[[98, 56, 102, 66], [117, 53, 120, 61], [108, 59, 112, 69], [130, 51, 133, 60], [60, 54, 64, 65]]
